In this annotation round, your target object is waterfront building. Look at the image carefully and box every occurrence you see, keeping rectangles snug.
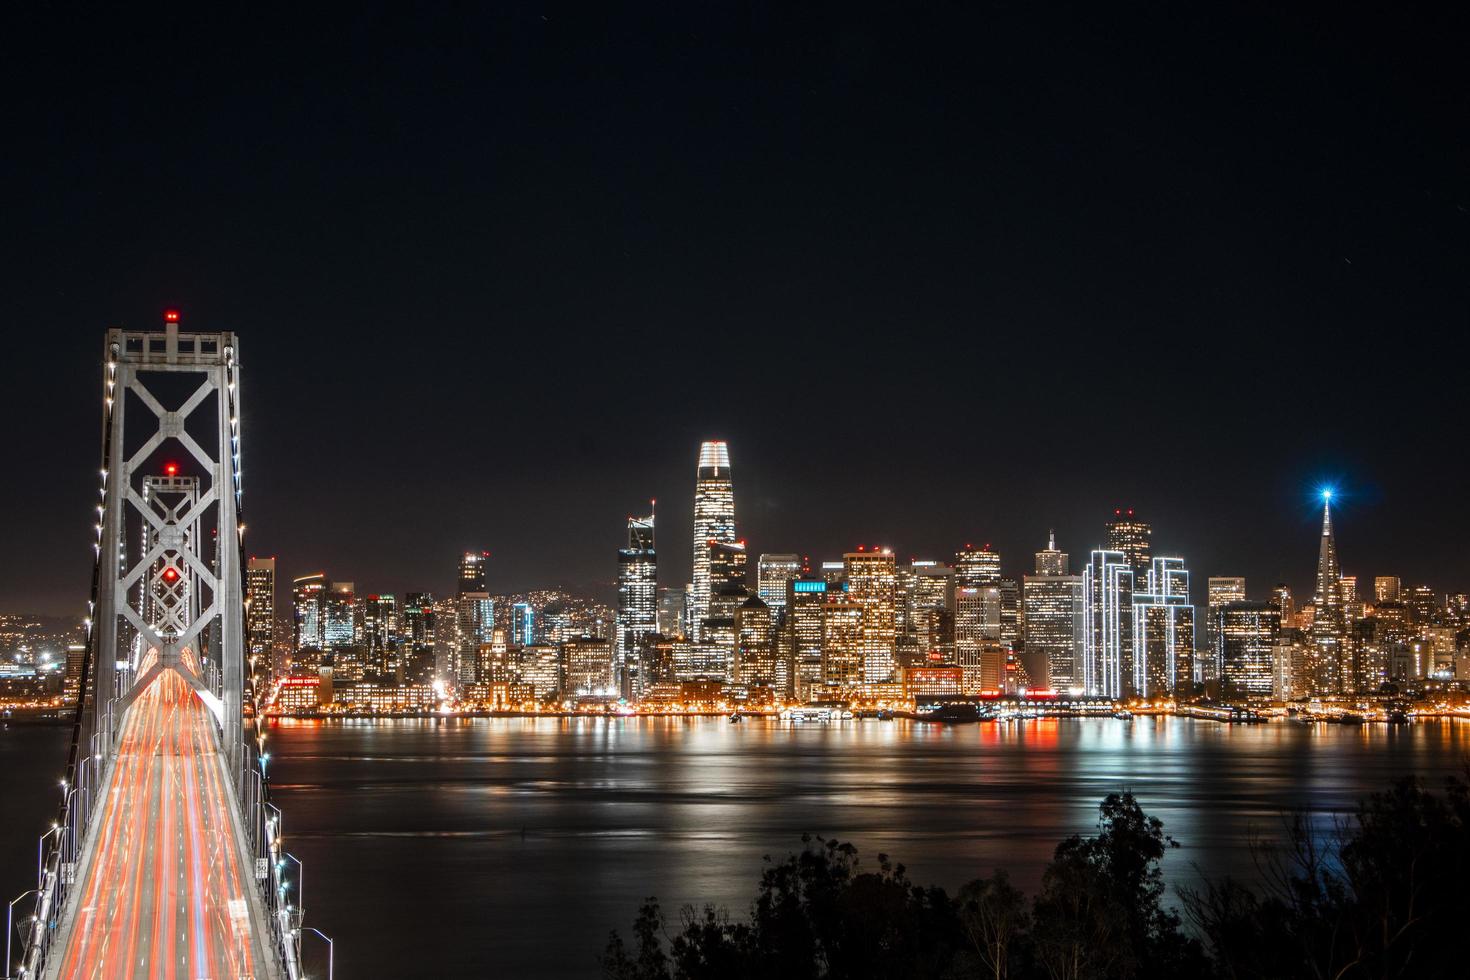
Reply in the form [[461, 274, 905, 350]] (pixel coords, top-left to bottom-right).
[[1216, 600, 1281, 700], [1083, 550, 1134, 699], [616, 508, 658, 696], [787, 579, 827, 699], [563, 635, 614, 695], [1132, 557, 1194, 697], [520, 644, 562, 699], [901, 665, 965, 701], [820, 602, 865, 688], [246, 557, 275, 669], [757, 554, 802, 622], [1206, 577, 1246, 674], [689, 441, 735, 639], [477, 630, 516, 685], [1105, 509, 1152, 577], [844, 549, 898, 683], [1023, 533, 1083, 692]]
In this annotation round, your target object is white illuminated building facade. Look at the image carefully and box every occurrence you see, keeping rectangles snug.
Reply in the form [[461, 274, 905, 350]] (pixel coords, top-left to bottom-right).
[[688, 441, 735, 639]]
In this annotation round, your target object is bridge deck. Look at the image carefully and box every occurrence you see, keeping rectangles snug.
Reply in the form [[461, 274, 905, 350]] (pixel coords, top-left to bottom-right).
[[49, 667, 274, 979]]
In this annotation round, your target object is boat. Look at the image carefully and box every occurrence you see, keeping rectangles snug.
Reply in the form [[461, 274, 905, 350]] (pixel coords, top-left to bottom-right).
[[1338, 712, 1365, 725], [728, 712, 742, 723], [924, 703, 981, 724]]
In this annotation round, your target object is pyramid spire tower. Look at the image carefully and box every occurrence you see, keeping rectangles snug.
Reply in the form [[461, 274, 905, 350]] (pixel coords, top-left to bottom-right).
[[1307, 489, 1346, 693]]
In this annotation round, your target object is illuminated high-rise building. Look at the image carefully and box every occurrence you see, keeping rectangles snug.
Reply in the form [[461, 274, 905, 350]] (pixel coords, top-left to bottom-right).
[[844, 549, 898, 683], [454, 551, 494, 687], [689, 440, 735, 639], [734, 596, 778, 688], [1083, 550, 1134, 698], [245, 556, 276, 668], [292, 572, 329, 658], [1034, 530, 1068, 577], [704, 540, 750, 629], [657, 588, 686, 638], [510, 602, 535, 647], [954, 544, 1002, 588], [401, 592, 437, 684], [458, 551, 489, 594], [1216, 601, 1281, 700], [563, 635, 614, 695], [787, 579, 828, 699], [1373, 576, 1401, 604], [1206, 577, 1246, 673], [1306, 492, 1346, 694], [616, 508, 658, 696], [1271, 583, 1295, 628], [820, 602, 865, 688], [1023, 533, 1083, 692], [898, 560, 953, 666], [1131, 557, 1193, 697], [362, 593, 398, 677], [1105, 510, 1152, 578], [322, 582, 357, 650], [757, 554, 802, 622]]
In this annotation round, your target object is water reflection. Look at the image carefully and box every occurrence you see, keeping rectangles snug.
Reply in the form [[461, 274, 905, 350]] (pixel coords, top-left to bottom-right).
[[252, 716, 1469, 978]]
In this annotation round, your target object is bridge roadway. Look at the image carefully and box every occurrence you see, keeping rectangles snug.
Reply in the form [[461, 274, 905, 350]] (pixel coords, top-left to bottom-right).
[[47, 661, 279, 980]]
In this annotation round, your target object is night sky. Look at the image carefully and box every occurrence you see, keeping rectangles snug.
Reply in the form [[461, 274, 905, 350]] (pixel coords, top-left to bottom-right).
[[2, 3, 1465, 615]]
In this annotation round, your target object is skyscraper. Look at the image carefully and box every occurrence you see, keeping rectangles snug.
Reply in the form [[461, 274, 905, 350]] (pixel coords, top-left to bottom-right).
[[734, 595, 778, 688], [362, 593, 398, 678], [757, 554, 802, 622], [292, 572, 329, 661], [954, 544, 1002, 588], [1083, 550, 1134, 698], [1132, 557, 1194, 697], [455, 551, 493, 687], [1105, 509, 1152, 578], [616, 508, 658, 696], [689, 440, 735, 639], [245, 556, 275, 668], [1307, 492, 1346, 694], [1023, 533, 1083, 692], [510, 602, 535, 647], [1217, 601, 1281, 700], [1034, 531, 1068, 577], [401, 592, 437, 684], [787, 579, 827, 699], [844, 549, 898, 684], [1206, 577, 1247, 672]]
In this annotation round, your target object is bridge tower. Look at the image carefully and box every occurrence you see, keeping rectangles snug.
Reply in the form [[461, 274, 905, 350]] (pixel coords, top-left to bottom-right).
[[90, 310, 245, 763]]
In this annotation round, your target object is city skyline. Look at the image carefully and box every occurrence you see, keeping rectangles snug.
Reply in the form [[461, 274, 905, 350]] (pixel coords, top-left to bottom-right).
[[3, 6, 1466, 616]]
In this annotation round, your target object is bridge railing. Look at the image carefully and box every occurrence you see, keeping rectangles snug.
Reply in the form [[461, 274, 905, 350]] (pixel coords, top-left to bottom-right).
[[6, 691, 120, 980]]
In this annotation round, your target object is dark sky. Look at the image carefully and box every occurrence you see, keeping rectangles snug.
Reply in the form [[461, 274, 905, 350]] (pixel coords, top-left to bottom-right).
[[2, 3, 1466, 615]]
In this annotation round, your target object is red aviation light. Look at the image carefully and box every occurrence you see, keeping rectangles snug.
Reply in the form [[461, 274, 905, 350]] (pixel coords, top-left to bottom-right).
[[164, 310, 180, 323], [164, 462, 179, 477], [162, 567, 179, 583]]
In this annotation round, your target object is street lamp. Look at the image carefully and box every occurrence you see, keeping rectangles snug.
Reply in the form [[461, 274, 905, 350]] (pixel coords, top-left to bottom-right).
[[300, 926, 334, 980]]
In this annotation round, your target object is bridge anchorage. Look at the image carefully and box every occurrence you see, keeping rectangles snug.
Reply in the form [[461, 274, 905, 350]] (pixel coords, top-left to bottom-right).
[[6, 313, 330, 980]]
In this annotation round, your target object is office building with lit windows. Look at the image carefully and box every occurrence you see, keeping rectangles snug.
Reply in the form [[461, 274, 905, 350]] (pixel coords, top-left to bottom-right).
[[689, 440, 735, 638], [1216, 600, 1281, 699], [1131, 557, 1193, 697], [844, 549, 898, 683], [292, 572, 329, 661], [1083, 550, 1134, 698], [820, 602, 865, 688], [246, 556, 275, 667], [757, 554, 802, 622], [401, 592, 437, 684], [616, 509, 657, 696], [1105, 510, 1152, 577], [787, 579, 827, 698], [1023, 533, 1082, 692]]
